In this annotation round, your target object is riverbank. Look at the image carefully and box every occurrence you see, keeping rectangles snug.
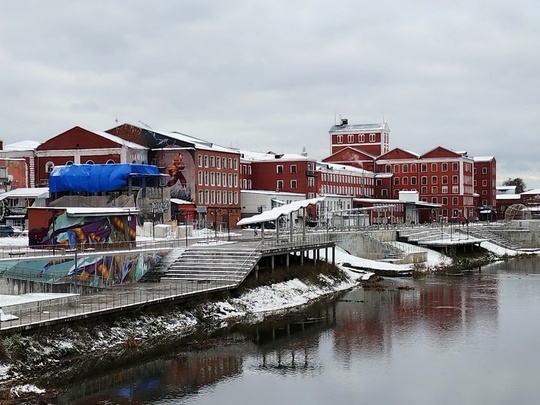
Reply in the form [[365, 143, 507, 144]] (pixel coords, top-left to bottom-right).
[[0, 231, 534, 403]]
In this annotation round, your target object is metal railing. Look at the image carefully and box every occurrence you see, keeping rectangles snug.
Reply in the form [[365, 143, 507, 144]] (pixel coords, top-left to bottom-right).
[[0, 280, 234, 333]]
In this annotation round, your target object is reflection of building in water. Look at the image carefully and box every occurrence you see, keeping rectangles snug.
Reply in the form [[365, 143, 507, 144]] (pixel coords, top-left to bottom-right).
[[236, 303, 337, 373], [59, 350, 242, 404], [333, 277, 499, 360]]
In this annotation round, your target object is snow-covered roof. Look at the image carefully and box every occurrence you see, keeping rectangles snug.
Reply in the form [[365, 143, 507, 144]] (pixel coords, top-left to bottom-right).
[[86, 128, 148, 150], [521, 189, 540, 195], [329, 122, 389, 133], [65, 207, 140, 217], [3, 140, 41, 151], [496, 194, 521, 201], [317, 161, 373, 175], [0, 187, 49, 200], [241, 189, 305, 198], [237, 197, 326, 226], [170, 198, 193, 205], [239, 150, 313, 162], [473, 156, 495, 162]]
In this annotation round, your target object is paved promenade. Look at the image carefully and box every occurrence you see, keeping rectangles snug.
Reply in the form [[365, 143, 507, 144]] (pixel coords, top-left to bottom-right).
[[0, 279, 235, 334]]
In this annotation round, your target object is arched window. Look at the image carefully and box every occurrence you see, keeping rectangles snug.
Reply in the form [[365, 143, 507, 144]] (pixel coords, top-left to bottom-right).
[[45, 161, 55, 173], [106, 159, 115, 164], [65, 160, 73, 165], [85, 160, 95, 165]]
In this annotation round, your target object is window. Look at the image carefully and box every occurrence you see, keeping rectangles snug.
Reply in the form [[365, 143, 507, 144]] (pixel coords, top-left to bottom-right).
[[277, 165, 283, 174], [210, 172, 215, 186], [198, 171, 203, 185], [210, 156, 215, 167], [348, 134, 354, 143], [452, 186, 459, 193], [442, 186, 448, 193], [290, 165, 297, 173], [359, 134, 365, 142], [85, 160, 94, 164], [402, 177, 408, 185], [228, 158, 232, 168], [411, 177, 417, 185], [369, 133, 375, 142], [482, 179, 487, 186], [198, 155, 202, 167], [431, 163, 437, 171], [432, 197, 438, 204], [482, 167, 487, 174], [217, 158, 221, 169], [452, 175, 459, 184], [421, 176, 427, 185], [421, 164, 427, 172], [277, 180, 284, 190], [203, 156, 209, 167], [442, 163, 448, 171], [432, 176, 437, 184], [421, 186, 427, 194], [442, 176, 448, 185], [222, 157, 227, 169], [453, 162, 459, 171], [442, 197, 448, 205], [66, 160, 74, 165], [453, 197, 459, 205], [105, 159, 115, 164], [291, 180, 297, 189], [402, 164, 408, 173], [432, 186, 438, 194], [45, 161, 55, 173], [337, 135, 343, 143], [394, 178, 400, 185], [233, 159, 238, 170]]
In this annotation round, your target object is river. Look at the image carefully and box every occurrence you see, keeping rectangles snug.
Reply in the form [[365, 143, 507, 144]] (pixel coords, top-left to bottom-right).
[[56, 257, 540, 405]]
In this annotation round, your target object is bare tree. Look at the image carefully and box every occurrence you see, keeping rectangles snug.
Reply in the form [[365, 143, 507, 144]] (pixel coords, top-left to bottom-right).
[[502, 178, 527, 193]]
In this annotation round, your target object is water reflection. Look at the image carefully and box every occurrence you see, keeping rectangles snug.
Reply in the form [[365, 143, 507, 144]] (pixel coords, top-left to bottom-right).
[[58, 259, 540, 405]]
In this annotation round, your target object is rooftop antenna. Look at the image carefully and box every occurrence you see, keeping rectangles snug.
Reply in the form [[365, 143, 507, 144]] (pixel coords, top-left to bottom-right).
[[138, 120, 153, 130]]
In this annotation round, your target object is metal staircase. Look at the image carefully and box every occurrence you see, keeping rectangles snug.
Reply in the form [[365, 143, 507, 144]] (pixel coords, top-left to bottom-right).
[[160, 243, 262, 285]]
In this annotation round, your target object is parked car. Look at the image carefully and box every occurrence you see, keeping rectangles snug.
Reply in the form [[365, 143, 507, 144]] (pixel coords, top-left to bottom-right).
[[0, 225, 15, 237]]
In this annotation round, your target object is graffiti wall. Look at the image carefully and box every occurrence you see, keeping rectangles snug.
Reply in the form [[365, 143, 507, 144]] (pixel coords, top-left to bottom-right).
[[29, 212, 136, 249], [2, 250, 166, 288]]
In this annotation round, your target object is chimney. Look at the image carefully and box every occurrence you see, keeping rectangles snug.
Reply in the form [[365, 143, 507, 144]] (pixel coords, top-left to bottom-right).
[[341, 118, 348, 126]]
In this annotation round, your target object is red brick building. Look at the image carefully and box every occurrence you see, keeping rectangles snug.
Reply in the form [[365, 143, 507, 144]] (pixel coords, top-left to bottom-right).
[[107, 124, 242, 228], [473, 156, 497, 218], [329, 119, 390, 158], [375, 146, 476, 221]]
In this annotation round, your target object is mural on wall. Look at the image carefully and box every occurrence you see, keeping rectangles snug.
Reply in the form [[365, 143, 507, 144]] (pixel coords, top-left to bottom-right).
[[29, 213, 136, 249], [161, 150, 194, 202], [3, 250, 165, 286]]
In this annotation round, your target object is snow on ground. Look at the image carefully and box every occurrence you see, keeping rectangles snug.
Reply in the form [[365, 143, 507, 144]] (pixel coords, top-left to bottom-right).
[[480, 241, 540, 256]]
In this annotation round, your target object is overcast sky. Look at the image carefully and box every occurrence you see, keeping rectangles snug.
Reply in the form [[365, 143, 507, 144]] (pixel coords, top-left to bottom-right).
[[1, 1, 539, 188]]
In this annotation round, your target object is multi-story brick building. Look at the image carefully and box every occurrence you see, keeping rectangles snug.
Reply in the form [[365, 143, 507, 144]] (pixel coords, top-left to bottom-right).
[[328, 118, 390, 167], [375, 146, 476, 221], [107, 124, 242, 228], [473, 156, 497, 217]]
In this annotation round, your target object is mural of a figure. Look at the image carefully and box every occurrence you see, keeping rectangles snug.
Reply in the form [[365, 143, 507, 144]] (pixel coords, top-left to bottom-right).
[[165, 152, 193, 201], [166, 154, 187, 187]]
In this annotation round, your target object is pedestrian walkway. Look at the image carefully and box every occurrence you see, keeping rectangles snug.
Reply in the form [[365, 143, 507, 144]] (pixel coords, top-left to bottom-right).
[[0, 280, 234, 333]]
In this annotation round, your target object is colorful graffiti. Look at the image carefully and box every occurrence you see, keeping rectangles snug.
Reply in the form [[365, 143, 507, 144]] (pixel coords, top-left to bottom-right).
[[29, 214, 136, 249], [3, 250, 166, 286]]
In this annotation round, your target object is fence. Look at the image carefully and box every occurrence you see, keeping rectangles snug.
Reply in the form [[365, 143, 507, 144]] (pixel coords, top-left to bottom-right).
[[0, 280, 234, 333]]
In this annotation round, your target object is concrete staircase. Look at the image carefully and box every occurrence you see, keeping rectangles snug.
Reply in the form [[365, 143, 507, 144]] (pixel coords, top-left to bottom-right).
[[160, 244, 262, 284]]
